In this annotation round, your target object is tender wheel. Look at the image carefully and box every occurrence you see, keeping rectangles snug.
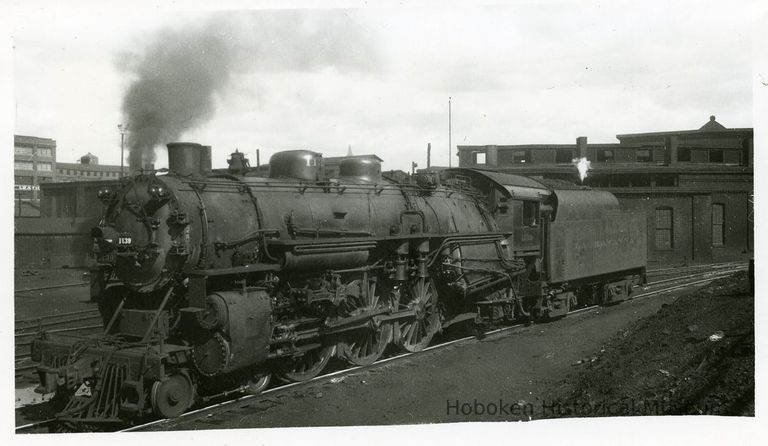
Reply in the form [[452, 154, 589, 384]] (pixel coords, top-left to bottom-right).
[[276, 345, 335, 383], [395, 277, 441, 352], [150, 373, 195, 418], [337, 280, 394, 366], [245, 372, 271, 395]]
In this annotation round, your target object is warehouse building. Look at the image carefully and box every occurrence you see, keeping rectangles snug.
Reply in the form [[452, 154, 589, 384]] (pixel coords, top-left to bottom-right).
[[457, 116, 753, 267]]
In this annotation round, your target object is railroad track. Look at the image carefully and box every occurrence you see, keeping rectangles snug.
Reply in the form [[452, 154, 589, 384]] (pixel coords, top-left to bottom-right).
[[645, 264, 748, 288], [15, 308, 103, 374], [15, 281, 89, 294], [15, 262, 747, 433], [646, 261, 747, 277]]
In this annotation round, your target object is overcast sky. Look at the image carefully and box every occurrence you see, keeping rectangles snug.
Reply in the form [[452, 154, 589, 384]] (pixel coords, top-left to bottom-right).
[[11, 0, 759, 172]]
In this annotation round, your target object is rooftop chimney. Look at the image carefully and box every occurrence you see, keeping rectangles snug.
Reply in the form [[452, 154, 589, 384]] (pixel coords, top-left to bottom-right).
[[576, 136, 588, 159]]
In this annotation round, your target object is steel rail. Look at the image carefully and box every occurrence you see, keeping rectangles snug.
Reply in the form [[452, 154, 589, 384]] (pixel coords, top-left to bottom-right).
[[15, 282, 89, 294], [16, 308, 100, 327]]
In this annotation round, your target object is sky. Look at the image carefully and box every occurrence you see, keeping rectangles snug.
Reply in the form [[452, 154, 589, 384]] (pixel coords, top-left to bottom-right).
[[9, 0, 759, 172]]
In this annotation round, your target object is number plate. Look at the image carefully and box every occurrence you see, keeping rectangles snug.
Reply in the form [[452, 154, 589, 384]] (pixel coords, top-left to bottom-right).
[[117, 236, 133, 246]]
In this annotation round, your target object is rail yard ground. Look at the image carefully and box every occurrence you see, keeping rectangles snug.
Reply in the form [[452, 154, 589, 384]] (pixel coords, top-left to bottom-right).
[[540, 271, 754, 418], [140, 271, 754, 431], [14, 268, 91, 319]]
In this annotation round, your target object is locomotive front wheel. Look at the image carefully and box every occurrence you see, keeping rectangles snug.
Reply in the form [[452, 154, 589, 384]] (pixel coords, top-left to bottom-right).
[[396, 277, 441, 353], [245, 372, 271, 395], [150, 373, 195, 419], [276, 345, 335, 383], [337, 281, 394, 366]]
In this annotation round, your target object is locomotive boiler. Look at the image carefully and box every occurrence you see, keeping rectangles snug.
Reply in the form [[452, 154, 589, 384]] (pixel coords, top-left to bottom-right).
[[31, 142, 646, 428]]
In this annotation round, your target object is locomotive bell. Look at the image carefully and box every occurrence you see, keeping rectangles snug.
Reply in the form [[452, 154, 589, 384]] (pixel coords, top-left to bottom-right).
[[269, 150, 323, 181]]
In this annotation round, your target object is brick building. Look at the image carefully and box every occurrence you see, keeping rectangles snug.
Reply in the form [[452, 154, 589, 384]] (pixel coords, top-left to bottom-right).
[[457, 116, 753, 267], [55, 152, 126, 182], [14, 135, 57, 216]]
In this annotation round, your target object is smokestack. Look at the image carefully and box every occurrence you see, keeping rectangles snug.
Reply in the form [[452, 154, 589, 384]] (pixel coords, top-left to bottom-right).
[[256, 149, 260, 167], [201, 145, 212, 175], [167, 142, 209, 176], [427, 143, 431, 169]]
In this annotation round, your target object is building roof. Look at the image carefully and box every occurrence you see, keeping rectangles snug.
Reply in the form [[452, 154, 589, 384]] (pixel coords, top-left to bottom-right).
[[616, 115, 752, 140], [699, 115, 728, 131], [14, 135, 56, 146], [56, 162, 124, 172], [457, 143, 619, 151]]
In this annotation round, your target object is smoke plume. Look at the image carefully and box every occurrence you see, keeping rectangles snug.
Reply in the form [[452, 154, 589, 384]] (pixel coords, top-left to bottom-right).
[[120, 11, 378, 170]]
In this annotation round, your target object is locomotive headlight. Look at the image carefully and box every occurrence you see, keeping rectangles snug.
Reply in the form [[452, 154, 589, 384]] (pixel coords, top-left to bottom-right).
[[147, 184, 169, 200], [97, 187, 116, 203]]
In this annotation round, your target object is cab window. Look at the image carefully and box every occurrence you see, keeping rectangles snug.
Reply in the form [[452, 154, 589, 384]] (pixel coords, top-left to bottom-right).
[[522, 201, 538, 226]]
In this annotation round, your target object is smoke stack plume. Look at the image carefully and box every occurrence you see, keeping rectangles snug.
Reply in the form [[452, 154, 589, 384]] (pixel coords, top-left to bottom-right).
[[118, 11, 378, 170], [121, 24, 233, 170]]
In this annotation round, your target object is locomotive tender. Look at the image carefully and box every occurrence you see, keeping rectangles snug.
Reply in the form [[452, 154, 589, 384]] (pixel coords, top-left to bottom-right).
[[31, 143, 646, 426]]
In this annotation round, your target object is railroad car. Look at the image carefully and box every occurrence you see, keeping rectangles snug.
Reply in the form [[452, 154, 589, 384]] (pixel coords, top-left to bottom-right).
[[31, 143, 646, 428]]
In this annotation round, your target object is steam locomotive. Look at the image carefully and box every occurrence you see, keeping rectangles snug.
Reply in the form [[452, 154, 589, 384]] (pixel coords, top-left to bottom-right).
[[31, 142, 646, 427]]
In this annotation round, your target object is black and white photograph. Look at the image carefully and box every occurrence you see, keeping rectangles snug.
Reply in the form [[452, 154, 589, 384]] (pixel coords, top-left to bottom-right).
[[3, 0, 766, 444]]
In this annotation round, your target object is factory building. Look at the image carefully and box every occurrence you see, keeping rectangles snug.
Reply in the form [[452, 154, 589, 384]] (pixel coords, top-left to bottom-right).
[[457, 116, 753, 267]]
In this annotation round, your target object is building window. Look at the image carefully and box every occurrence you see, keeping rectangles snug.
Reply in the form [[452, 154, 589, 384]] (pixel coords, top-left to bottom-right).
[[636, 149, 652, 162], [655, 207, 673, 250], [597, 150, 614, 162], [14, 175, 33, 185], [712, 204, 724, 246], [15, 161, 34, 170], [678, 148, 691, 162], [473, 152, 486, 165], [37, 162, 52, 171], [37, 148, 52, 157], [513, 150, 530, 164], [556, 149, 573, 164], [654, 175, 677, 187], [709, 149, 724, 163], [15, 146, 34, 155]]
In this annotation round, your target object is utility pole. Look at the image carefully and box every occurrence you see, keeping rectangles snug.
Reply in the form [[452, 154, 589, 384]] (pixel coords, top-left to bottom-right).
[[448, 97, 452, 168], [118, 123, 129, 178]]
